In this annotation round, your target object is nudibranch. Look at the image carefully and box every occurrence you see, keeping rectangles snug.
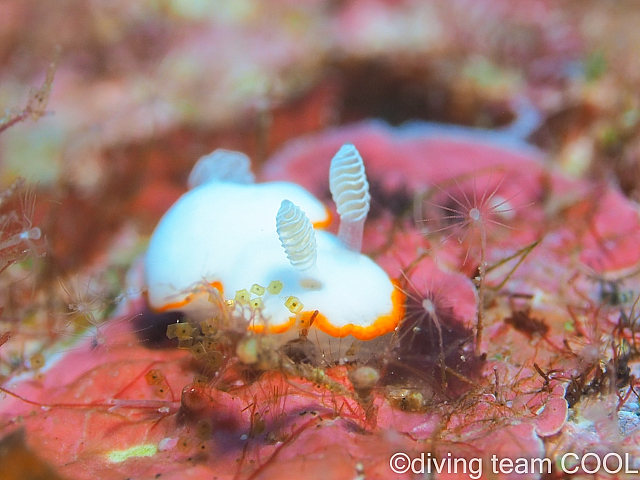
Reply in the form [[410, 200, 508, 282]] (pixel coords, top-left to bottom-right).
[[145, 147, 404, 358]]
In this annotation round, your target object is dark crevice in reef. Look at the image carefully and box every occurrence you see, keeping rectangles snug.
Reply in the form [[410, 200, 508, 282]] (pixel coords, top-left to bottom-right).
[[331, 58, 516, 128], [368, 178, 413, 219], [134, 307, 185, 349]]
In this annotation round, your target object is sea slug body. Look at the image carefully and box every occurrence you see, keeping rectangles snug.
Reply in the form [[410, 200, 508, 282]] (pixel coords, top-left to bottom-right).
[[144, 147, 404, 358]]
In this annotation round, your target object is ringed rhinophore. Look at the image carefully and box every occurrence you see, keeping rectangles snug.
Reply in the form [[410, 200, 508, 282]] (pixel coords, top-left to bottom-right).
[[144, 147, 405, 356]]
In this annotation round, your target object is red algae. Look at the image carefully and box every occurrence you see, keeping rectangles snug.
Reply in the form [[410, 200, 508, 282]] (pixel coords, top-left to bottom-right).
[[4, 116, 640, 479], [1, 120, 639, 479]]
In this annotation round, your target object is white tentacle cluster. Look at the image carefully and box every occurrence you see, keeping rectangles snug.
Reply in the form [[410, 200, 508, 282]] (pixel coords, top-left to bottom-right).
[[187, 149, 255, 189], [329, 144, 370, 252], [276, 200, 317, 272]]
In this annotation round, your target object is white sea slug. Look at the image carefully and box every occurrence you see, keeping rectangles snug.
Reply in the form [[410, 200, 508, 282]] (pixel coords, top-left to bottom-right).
[[329, 144, 371, 253], [144, 147, 404, 359]]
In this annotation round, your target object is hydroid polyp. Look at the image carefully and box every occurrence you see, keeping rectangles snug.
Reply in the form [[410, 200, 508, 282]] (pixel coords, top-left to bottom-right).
[[416, 169, 530, 354], [385, 258, 479, 398]]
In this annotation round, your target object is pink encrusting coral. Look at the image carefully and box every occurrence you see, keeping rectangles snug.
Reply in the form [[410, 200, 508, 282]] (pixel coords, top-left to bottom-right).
[[2, 120, 640, 480], [262, 121, 640, 474], [262, 121, 547, 195]]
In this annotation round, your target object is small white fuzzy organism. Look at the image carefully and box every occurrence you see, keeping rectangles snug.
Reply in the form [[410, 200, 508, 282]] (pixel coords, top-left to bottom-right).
[[329, 143, 371, 253]]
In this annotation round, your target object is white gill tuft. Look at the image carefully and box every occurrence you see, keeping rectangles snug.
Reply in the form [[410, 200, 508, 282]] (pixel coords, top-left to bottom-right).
[[187, 149, 255, 189], [276, 200, 317, 271], [329, 143, 370, 252]]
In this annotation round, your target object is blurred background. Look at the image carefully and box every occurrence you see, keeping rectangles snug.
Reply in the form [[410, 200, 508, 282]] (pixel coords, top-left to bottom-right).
[[2, 0, 640, 278]]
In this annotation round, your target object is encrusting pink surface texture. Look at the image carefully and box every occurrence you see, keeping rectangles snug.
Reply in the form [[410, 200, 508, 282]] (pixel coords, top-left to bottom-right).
[[3, 121, 640, 479]]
